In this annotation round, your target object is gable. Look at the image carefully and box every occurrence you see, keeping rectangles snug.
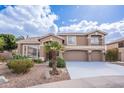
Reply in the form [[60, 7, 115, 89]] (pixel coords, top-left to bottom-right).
[[39, 35, 64, 44], [39, 34, 64, 41], [87, 30, 107, 36], [89, 30, 107, 35]]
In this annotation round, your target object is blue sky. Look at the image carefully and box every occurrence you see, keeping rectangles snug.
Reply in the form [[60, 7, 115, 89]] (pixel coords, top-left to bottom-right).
[[50, 5, 124, 27], [0, 5, 124, 43]]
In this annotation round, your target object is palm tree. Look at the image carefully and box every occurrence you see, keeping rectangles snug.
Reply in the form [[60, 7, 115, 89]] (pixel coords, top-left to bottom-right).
[[44, 41, 63, 75]]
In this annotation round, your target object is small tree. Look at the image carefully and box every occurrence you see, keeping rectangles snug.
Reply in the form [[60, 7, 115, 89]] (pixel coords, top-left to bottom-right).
[[105, 48, 118, 62], [44, 41, 63, 75], [0, 37, 5, 52], [0, 34, 17, 51]]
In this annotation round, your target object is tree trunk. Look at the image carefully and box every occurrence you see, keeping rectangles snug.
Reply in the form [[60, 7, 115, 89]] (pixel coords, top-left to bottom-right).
[[50, 50, 59, 75]]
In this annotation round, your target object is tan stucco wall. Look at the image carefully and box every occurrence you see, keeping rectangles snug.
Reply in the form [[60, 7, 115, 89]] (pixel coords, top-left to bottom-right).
[[77, 35, 88, 45], [107, 43, 118, 50]]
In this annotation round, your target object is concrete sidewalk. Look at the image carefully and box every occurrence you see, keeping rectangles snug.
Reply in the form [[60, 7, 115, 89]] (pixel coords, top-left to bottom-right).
[[31, 76, 124, 88]]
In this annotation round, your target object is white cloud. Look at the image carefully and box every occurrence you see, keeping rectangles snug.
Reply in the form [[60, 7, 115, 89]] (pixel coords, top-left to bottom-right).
[[59, 20, 98, 32], [0, 5, 58, 37], [0, 5, 124, 43], [59, 20, 124, 43]]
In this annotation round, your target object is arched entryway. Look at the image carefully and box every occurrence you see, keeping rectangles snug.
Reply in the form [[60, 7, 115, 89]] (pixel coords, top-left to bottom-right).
[[38, 34, 65, 61]]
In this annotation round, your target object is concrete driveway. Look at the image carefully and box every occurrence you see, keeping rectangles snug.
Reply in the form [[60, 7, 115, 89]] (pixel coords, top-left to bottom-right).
[[66, 62, 124, 79]]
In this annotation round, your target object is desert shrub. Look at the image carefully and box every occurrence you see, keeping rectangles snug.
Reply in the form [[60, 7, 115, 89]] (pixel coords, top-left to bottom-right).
[[33, 59, 43, 64], [13, 54, 29, 59], [7, 59, 34, 74], [105, 48, 118, 62], [57, 57, 65, 68], [49, 57, 65, 68]]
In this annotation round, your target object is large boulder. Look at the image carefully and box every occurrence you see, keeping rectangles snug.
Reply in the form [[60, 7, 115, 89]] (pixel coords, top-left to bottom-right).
[[0, 76, 8, 84]]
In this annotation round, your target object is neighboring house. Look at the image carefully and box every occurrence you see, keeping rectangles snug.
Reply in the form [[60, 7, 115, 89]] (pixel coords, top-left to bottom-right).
[[107, 38, 124, 62], [17, 30, 107, 61]]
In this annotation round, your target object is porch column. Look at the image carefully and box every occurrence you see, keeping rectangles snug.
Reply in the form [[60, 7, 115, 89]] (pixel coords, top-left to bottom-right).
[[88, 50, 92, 61], [87, 35, 91, 45], [17, 43, 21, 54], [101, 37, 105, 45], [59, 51, 63, 58], [40, 45, 45, 61], [102, 50, 105, 61]]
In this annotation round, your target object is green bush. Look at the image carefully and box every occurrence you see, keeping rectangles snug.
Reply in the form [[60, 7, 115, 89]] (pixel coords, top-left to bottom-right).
[[13, 54, 29, 59], [33, 59, 43, 64], [7, 59, 34, 74], [105, 48, 118, 62], [57, 57, 65, 68], [0, 55, 7, 62], [49, 57, 65, 68]]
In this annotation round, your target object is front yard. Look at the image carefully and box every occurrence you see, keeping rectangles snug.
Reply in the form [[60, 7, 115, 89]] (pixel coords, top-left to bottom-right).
[[0, 63, 70, 88]]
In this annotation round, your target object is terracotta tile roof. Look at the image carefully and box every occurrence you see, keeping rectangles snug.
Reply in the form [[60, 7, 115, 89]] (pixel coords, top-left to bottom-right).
[[17, 34, 65, 44], [17, 37, 40, 44], [58, 30, 107, 35], [38, 33, 65, 40], [107, 37, 124, 45]]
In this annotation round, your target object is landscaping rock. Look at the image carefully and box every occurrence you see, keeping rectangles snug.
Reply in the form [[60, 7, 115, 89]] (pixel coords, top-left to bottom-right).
[[0, 51, 13, 60], [0, 76, 8, 84], [44, 70, 50, 79], [0, 64, 70, 88]]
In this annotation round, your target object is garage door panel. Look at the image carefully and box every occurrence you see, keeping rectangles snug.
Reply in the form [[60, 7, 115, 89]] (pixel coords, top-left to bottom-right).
[[64, 50, 88, 61], [91, 51, 102, 61]]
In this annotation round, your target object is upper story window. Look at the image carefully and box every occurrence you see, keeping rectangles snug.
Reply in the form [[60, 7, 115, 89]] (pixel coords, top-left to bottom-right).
[[91, 36, 99, 45], [67, 36, 76, 45]]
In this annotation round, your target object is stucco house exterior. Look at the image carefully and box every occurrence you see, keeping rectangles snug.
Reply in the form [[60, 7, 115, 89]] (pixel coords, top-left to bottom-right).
[[107, 38, 124, 62], [16, 30, 107, 61]]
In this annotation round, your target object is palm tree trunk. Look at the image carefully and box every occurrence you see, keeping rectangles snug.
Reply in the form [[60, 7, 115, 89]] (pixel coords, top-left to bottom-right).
[[50, 50, 59, 75]]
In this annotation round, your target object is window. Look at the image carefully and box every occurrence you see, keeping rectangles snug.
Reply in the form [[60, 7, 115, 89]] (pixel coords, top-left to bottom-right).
[[67, 36, 76, 45], [23, 45, 40, 58], [91, 36, 99, 45]]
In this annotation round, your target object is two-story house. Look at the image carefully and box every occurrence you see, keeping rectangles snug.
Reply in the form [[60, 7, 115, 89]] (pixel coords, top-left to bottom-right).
[[17, 30, 107, 62], [107, 37, 124, 62]]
